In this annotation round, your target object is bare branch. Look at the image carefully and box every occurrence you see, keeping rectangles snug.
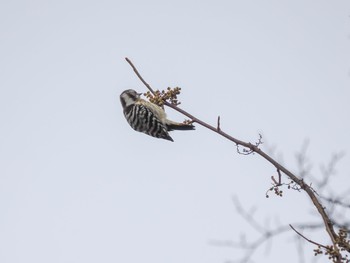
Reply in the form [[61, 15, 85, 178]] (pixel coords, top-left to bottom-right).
[[321, 196, 350, 209], [277, 169, 282, 184], [318, 152, 345, 189], [289, 224, 328, 249], [295, 139, 312, 178], [211, 222, 323, 263], [225, 196, 325, 262], [125, 57, 343, 262], [125, 57, 156, 94], [271, 169, 282, 185], [232, 197, 265, 234]]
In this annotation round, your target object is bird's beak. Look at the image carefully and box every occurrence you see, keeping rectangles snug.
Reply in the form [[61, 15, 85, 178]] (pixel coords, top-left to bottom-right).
[[137, 92, 143, 97]]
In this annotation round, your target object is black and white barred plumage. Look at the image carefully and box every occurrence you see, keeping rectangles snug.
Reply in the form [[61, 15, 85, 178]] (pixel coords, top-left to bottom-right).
[[120, 89, 195, 141]]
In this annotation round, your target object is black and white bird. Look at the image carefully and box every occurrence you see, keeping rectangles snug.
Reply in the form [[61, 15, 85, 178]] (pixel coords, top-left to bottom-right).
[[120, 89, 195, 141]]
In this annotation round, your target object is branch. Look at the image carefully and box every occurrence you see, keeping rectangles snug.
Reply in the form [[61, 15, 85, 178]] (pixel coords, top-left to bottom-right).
[[211, 222, 323, 263], [289, 224, 328, 249], [124, 57, 342, 262], [321, 196, 350, 209], [125, 57, 156, 94], [221, 197, 324, 262]]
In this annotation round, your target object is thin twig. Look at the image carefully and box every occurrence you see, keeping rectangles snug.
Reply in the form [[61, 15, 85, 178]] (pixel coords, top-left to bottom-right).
[[233, 197, 266, 234], [125, 57, 156, 94], [289, 224, 328, 249], [211, 222, 323, 263], [277, 169, 282, 184], [321, 196, 350, 209], [271, 169, 282, 185], [217, 116, 221, 131]]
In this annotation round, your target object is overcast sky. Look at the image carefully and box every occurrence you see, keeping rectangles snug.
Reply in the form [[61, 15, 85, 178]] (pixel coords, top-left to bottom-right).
[[1, 1, 350, 263]]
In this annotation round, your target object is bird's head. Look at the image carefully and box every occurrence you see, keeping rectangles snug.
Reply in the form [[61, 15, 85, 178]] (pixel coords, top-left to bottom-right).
[[120, 89, 142, 108]]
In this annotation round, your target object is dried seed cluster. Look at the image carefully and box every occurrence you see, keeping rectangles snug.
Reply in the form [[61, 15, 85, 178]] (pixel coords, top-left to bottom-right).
[[312, 228, 350, 262], [144, 87, 182, 107], [338, 228, 350, 255], [266, 186, 283, 198]]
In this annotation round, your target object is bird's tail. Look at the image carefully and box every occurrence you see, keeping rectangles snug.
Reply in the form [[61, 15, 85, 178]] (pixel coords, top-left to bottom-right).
[[166, 120, 195, 131]]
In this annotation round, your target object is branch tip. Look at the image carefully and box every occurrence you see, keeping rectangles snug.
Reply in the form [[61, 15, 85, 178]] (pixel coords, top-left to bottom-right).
[[289, 224, 328, 249]]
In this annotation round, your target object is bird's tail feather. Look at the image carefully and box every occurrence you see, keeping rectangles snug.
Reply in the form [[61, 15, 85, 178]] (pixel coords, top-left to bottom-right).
[[166, 121, 195, 131]]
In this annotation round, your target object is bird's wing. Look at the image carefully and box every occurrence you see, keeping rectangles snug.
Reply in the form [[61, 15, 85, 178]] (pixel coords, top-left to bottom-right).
[[136, 99, 167, 124]]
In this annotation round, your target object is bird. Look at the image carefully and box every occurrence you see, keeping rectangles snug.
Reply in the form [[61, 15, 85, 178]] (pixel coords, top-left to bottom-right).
[[120, 89, 195, 141]]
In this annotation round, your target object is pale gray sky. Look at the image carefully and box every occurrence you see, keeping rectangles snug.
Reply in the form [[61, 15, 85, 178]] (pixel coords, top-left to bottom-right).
[[1, 1, 350, 263]]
